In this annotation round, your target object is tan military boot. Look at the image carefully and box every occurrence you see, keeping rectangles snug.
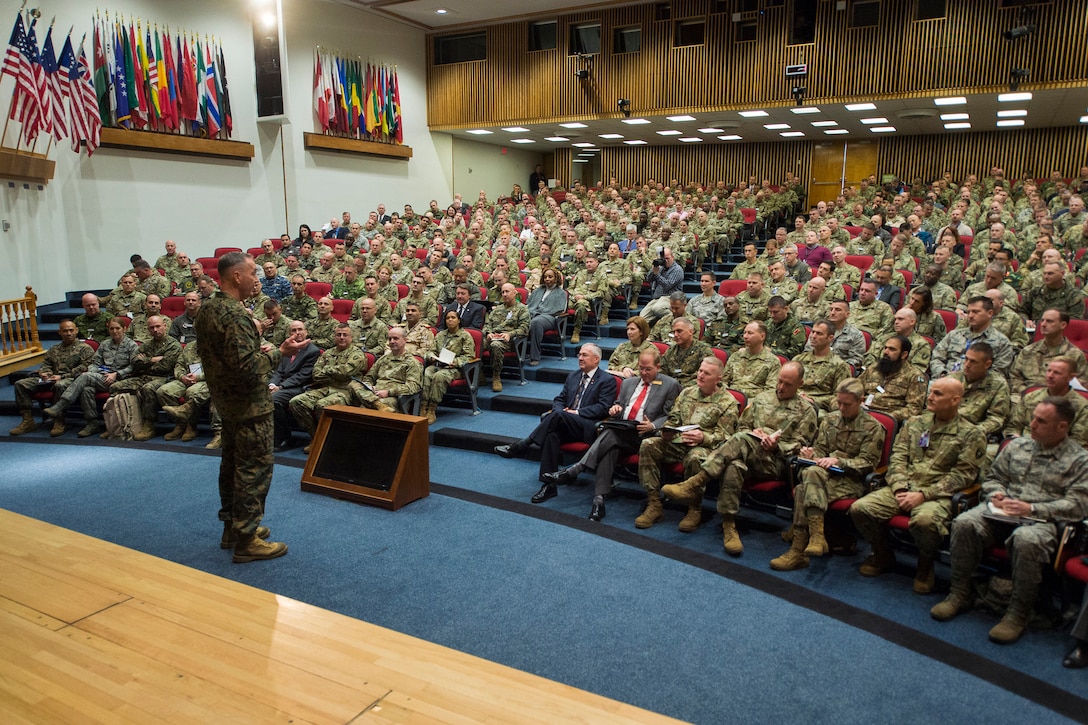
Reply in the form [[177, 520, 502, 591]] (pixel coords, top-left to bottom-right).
[[913, 555, 936, 594], [989, 577, 1036, 644], [132, 424, 155, 442], [634, 495, 664, 529], [423, 401, 437, 424], [205, 433, 222, 449], [571, 325, 581, 344], [721, 516, 743, 556], [9, 411, 37, 436], [221, 522, 271, 549], [50, 417, 67, 437], [804, 514, 829, 557], [181, 425, 198, 442], [661, 470, 710, 506], [77, 422, 101, 438], [233, 534, 288, 563], [859, 541, 896, 577], [164, 423, 186, 441], [780, 523, 796, 543], [770, 528, 810, 571], [162, 402, 195, 422], [492, 378, 503, 392], [678, 506, 702, 533], [931, 587, 973, 622]]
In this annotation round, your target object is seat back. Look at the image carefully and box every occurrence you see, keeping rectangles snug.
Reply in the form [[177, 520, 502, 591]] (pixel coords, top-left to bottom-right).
[[712, 347, 727, 365], [161, 296, 186, 318], [717, 279, 748, 297], [305, 282, 332, 301], [935, 308, 958, 333], [331, 300, 353, 322], [845, 255, 873, 272]]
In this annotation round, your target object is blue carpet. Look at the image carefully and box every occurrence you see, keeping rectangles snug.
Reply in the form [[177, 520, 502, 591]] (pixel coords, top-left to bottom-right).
[[0, 437, 1084, 724]]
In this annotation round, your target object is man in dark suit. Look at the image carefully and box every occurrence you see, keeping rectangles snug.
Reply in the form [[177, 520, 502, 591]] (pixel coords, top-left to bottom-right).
[[873, 265, 902, 310], [495, 344, 617, 496], [270, 319, 320, 450], [441, 283, 486, 330], [542, 348, 680, 521]]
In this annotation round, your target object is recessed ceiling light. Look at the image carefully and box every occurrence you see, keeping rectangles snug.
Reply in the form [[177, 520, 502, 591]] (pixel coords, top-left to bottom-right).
[[780, 131, 805, 137], [698, 127, 724, 133], [465, 129, 492, 135], [824, 129, 849, 135], [560, 122, 588, 129], [656, 130, 682, 136], [811, 120, 837, 127], [622, 118, 651, 125], [934, 96, 967, 106], [501, 126, 529, 133], [572, 142, 595, 147], [624, 140, 648, 145], [510, 138, 534, 143], [944, 122, 971, 130], [791, 107, 821, 114], [845, 103, 876, 111], [718, 135, 743, 140], [998, 92, 1032, 102], [667, 115, 696, 122], [544, 136, 569, 142], [997, 109, 1027, 118], [940, 113, 969, 121], [870, 126, 896, 133], [435, 8, 448, 14], [860, 117, 888, 125], [738, 110, 768, 118], [764, 123, 790, 130], [679, 137, 702, 142], [578, 153, 596, 157], [572, 159, 589, 164], [599, 133, 624, 139], [1081, 116, 1088, 124], [996, 119, 1025, 127]]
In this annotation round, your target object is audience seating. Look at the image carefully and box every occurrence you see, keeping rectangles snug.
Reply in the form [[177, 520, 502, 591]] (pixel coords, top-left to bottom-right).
[[331, 300, 353, 322], [936, 308, 959, 333], [845, 255, 873, 273], [213, 247, 241, 257], [161, 296, 186, 318], [305, 282, 332, 301], [1031, 319, 1088, 355], [717, 280, 748, 297], [196, 257, 218, 271]]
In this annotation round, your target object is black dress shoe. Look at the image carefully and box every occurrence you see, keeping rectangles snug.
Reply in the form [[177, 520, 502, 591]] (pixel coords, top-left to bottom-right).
[[1063, 641, 1088, 669], [589, 502, 606, 521], [542, 467, 579, 485], [531, 483, 557, 503], [273, 439, 292, 452], [495, 440, 528, 458]]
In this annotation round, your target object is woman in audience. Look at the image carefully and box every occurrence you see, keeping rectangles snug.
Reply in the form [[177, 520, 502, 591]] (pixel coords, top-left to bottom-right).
[[376, 265, 400, 305], [607, 316, 654, 379], [936, 226, 966, 264], [421, 310, 475, 423], [294, 224, 314, 254], [908, 287, 947, 342]]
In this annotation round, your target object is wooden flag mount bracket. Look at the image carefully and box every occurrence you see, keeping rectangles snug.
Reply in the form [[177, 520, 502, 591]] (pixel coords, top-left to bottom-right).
[[303, 132, 412, 160], [0, 148, 56, 186], [99, 127, 255, 161]]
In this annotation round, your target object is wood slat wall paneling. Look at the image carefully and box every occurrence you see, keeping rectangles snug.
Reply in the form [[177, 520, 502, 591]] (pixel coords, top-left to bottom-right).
[[596, 140, 813, 189], [876, 127, 1088, 183], [426, 0, 1088, 129]]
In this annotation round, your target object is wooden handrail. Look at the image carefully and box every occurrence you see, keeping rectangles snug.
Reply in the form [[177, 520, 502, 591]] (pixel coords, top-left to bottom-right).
[[0, 285, 45, 378]]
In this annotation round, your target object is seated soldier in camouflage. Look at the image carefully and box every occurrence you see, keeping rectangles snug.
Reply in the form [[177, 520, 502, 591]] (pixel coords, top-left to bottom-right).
[[649, 292, 700, 344], [1008, 309, 1088, 401], [105, 274, 146, 318], [771, 378, 884, 572], [863, 307, 932, 373], [290, 323, 369, 453], [348, 297, 389, 353], [794, 320, 852, 413], [663, 362, 818, 556], [765, 296, 806, 360], [721, 320, 781, 400], [636, 355, 739, 531], [1004, 357, 1088, 447], [350, 327, 423, 412], [790, 276, 831, 324], [280, 275, 318, 323], [158, 340, 218, 443], [74, 293, 111, 341], [858, 335, 927, 423], [706, 296, 746, 352], [661, 317, 714, 388], [108, 315, 182, 441], [8, 320, 95, 437]]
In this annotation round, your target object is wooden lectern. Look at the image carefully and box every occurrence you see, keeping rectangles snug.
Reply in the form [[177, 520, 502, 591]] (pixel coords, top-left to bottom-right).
[[300, 405, 430, 510]]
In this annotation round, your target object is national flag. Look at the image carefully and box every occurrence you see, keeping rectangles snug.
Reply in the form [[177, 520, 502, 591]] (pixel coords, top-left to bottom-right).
[[70, 43, 101, 155], [349, 60, 362, 136], [366, 63, 379, 135], [392, 66, 402, 144], [384, 65, 395, 138], [2, 11, 28, 82], [92, 19, 110, 124], [40, 24, 67, 141], [142, 26, 160, 125], [216, 41, 231, 136], [161, 28, 177, 129], [313, 48, 327, 132], [57, 32, 75, 98], [178, 33, 196, 123], [17, 16, 49, 145], [124, 21, 145, 128], [112, 21, 129, 126], [203, 39, 220, 137], [379, 65, 389, 137]]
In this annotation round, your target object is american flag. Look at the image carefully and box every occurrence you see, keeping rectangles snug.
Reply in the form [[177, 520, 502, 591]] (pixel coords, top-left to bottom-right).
[[68, 42, 100, 156], [41, 25, 67, 141], [1, 11, 28, 82], [13, 16, 48, 145]]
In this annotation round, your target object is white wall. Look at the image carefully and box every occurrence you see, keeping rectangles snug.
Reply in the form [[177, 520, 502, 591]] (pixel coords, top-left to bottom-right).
[[0, 0, 458, 303], [450, 137, 541, 202]]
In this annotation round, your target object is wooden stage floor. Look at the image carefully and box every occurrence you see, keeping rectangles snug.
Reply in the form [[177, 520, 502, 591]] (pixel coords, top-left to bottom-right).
[[0, 509, 681, 723]]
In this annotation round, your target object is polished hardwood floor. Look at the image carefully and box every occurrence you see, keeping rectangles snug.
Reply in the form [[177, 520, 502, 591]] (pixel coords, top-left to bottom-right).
[[0, 509, 680, 723]]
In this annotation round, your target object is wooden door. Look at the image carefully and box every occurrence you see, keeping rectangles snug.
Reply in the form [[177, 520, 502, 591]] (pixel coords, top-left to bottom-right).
[[808, 140, 879, 204]]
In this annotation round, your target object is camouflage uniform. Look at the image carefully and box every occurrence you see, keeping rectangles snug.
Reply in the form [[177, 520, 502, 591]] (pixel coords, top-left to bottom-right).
[[1004, 386, 1088, 447], [394, 294, 440, 327], [766, 315, 807, 359], [109, 334, 182, 421], [790, 296, 830, 324], [307, 316, 340, 351], [849, 300, 894, 336], [858, 363, 927, 422], [138, 274, 171, 299], [661, 340, 715, 388], [687, 293, 725, 328], [930, 325, 1014, 378], [289, 344, 369, 437], [569, 267, 606, 331], [1009, 338, 1088, 396], [280, 294, 318, 324], [988, 306, 1030, 352], [793, 410, 884, 526], [730, 260, 769, 281], [950, 371, 1011, 439], [638, 385, 740, 494], [347, 317, 387, 355], [850, 412, 987, 559], [735, 289, 772, 321], [695, 390, 818, 515], [351, 351, 423, 412], [825, 324, 867, 370], [915, 310, 947, 343], [1022, 282, 1085, 321], [598, 258, 632, 322], [649, 312, 700, 344], [74, 312, 111, 341], [925, 282, 959, 310], [399, 321, 436, 359], [706, 315, 747, 352], [105, 290, 146, 317], [792, 351, 851, 412], [422, 328, 476, 405], [483, 302, 531, 380], [607, 340, 655, 376], [961, 281, 1021, 313], [13, 340, 95, 412], [127, 312, 171, 345], [864, 331, 932, 372], [765, 280, 798, 306], [195, 291, 277, 537], [721, 347, 781, 400]]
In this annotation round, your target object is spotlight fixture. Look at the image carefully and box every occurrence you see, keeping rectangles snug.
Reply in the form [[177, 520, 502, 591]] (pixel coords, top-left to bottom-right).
[[617, 99, 632, 118], [1004, 7, 1037, 41], [1010, 67, 1030, 91], [575, 69, 589, 79], [791, 85, 806, 107]]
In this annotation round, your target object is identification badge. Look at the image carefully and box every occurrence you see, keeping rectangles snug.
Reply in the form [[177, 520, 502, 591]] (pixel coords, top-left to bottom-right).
[[506, 311, 513, 320], [919, 431, 930, 448], [876, 385, 885, 394], [864, 393, 874, 407]]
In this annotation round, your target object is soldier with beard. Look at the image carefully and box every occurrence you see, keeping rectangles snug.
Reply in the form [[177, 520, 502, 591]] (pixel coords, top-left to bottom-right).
[[858, 335, 927, 422]]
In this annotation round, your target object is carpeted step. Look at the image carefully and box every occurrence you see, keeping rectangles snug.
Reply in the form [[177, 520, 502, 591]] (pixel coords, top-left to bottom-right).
[[534, 367, 573, 385], [430, 426, 540, 458], [489, 395, 552, 416]]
